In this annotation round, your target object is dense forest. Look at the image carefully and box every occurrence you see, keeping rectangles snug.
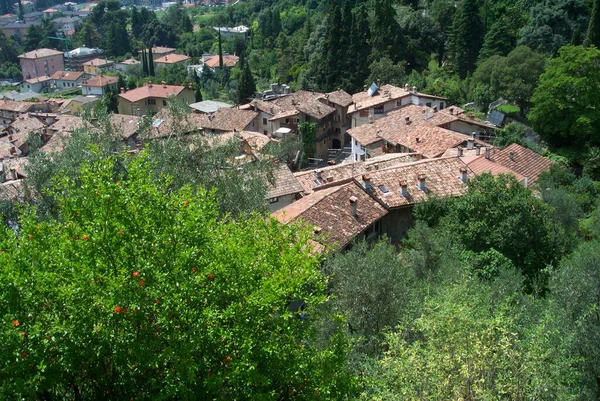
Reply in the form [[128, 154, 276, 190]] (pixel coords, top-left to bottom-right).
[[1, 0, 600, 399]]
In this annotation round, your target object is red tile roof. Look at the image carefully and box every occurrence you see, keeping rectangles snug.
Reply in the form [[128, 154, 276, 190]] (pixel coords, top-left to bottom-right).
[[83, 58, 114, 66], [266, 164, 304, 199], [272, 181, 388, 248], [50, 70, 84, 81], [490, 143, 553, 185], [354, 157, 474, 209], [83, 75, 118, 87], [18, 48, 63, 59], [154, 54, 190, 64], [203, 54, 239, 68], [463, 154, 526, 182], [118, 84, 185, 103]]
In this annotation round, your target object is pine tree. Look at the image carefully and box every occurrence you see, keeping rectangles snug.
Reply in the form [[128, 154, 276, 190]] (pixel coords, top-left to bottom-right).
[[148, 46, 155, 77], [370, 0, 406, 65], [451, 0, 484, 78], [348, 5, 371, 92], [142, 49, 148, 77], [218, 28, 223, 69], [315, 2, 343, 91], [584, 0, 600, 48], [237, 53, 255, 105]]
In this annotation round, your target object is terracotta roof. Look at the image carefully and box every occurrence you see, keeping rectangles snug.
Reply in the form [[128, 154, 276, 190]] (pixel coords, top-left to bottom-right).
[[295, 98, 335, 120], [248, 99, 284, 116], [83, 75, 117, 87], [348, 84, 411, 114], [322, 90, 353, 107], [0, 179, 24, 201], [42, 8, 58, 12], [119, 84, 185, 103], [193, 108, 258, 132], [294, 153, 418, 194], [463, 154, 526, 182], [41, 131, 71, 154], [3, 156, 29, 178], [24, 76, 52, 84], [50, 70, 84, 81], [269, 109, 300, 121], [0, 140, 20, 158], [154, 54, 190, 64], [355, 157, 473, 209], [48, 116, 89, 133], [267, 164, 304, 199], [120, 58, 140, 65], [490, 143, 553, 185], [272, 181, 388, 248], [9, 114, 46, 139], [236, 130, 271, 152], [0, 100, 37, 113], [83, 58, 114, 66], [138, 46, 175, 55], [109, 114, 142, 139], [18, 48, 63, 59], [203, 54, 239, 68]]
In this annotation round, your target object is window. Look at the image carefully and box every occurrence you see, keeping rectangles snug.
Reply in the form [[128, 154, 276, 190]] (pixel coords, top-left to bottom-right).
[[364, 220, 381, 240], [378, 184, 389, 194], [262, 118, 267, 125], [263, 130, 267, 135], [426, 102, 432, 108], [374, 105, 384, 114], [162, 100, 167, 106], [440, 102, 444, 110], [396, 100, 402, 107], [285, 118, 289, 124], [359, 109, 368, 117], [148, 99, 156, 105], [313, 180, 321, 187], [268, 197, 279, 204]]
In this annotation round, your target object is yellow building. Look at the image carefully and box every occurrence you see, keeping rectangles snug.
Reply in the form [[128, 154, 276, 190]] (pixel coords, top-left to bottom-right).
[[117, 83, 195, 116]]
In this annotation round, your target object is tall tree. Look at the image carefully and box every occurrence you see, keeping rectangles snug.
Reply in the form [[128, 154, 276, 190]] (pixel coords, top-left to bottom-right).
[[584, 0, 600, 47], [430, 0, 456, 66], [237, 53, 255, 105], [346, 5, 371, 92], [142, 49, 148, 77], [529, 45, 600, 150], [148, 46, 155, 77], [451, 0, 484, 78], [370, 0, 406, 64], [218, 28, 223, 69], [316, 2, 343, 91]]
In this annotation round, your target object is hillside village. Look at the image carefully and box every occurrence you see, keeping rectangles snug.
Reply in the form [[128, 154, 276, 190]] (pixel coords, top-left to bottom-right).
[[1, 0, 600, 399]]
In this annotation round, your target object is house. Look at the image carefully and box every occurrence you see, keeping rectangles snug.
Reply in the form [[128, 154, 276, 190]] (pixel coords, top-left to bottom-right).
[[191, 107, 259, 134], [50, 70, 85, 90], [109, 114, 142, 149], [42, 7, 59, 18], [117, 83, 195, 116], [348, 83, 447, 128], [293, 153, 418, 195], [81, 75, 117, 96], [65, 47, 104, 71], [266, 164, 304, 212], [18, 48, 64, 80], [138, 46, 175, 60], [58, 96, 99, 115], [19, 76, 52, 94], [243, 90, 339, 160], [273, 181, 388, 249], [347, 105, 493, 162], [53, 17, 81, 35], [189, 100, 232, 114], [5, 114, 47, 155], [273, 157, 475, 248], [321, 90, 353, 145], [462, 143, 553, 187], [213, 25, 249, 39], [200, 54, 239, 72], [0, 13, 16, 25], [2, 20, 41, 39], [0, 100, 55, 127], [115, 58, 140, 73], [154, 54, 190, 68], [83, 58, 115, 75], [22, 11, 43, 22]]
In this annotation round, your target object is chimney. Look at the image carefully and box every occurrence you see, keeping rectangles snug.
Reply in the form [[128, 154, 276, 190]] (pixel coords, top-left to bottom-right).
[[404, 83, 409, 91], [449, 107, 454, 115], [432, 106, 438, 112], [188, 82, 193, 89], [314, 169, 322, 179], [467, 138, 474, 150], [459, 167, 468, 183], [405, 116, 411, 124], [523, 177, 529, 188], [416, 137, 421, 143], [475, 146, 481, 156], [9, 168, 16, 181], [349, 196, 358, 217], [400, 181, 408, 197], [162, 81, 166, 88], [417, 174, 426, 191], [326, 176, 334, 183], [10, 146, 17, 155], [509, 151, 515, 162], [120, 87, 125, 93], [412, 85, 417, 93], [457, 147, 463, 157], [484, 147, 491, 160]]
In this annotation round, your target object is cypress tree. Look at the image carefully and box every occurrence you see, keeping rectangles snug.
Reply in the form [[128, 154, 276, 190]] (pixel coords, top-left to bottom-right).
[[142, 49, 148, 77], [348, 5, 371, 92], [451, 0, 484, 78], [195, 85, 203, 102], [237, 53, 255, 105], [315, 2, 342, 91], [369, 0, 406, 64], [584, 0, 600, 47], [218, 28, 223, 69], [148, 46, 155, 77]]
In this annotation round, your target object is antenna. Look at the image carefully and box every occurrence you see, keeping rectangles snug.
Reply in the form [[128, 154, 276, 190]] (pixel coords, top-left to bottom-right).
[[48, 36, 71, 71]]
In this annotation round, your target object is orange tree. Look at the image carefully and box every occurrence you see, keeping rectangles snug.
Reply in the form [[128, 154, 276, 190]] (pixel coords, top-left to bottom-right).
[[0, 152, 354, 400]]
